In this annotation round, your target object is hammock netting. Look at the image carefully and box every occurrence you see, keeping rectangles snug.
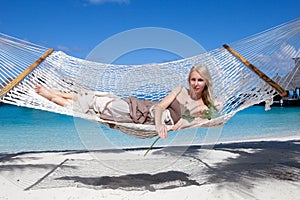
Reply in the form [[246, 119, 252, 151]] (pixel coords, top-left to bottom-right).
[[0, 18, 300, 138]]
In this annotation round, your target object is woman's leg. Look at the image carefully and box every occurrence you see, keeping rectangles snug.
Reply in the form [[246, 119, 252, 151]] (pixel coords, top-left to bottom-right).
[[47, 88, 76, 100], [35, 85, 73, 107], [51, 96, 72, 107]]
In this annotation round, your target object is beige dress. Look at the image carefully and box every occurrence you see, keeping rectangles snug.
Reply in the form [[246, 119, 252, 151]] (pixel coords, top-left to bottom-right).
[[72, 90, 174, 125]]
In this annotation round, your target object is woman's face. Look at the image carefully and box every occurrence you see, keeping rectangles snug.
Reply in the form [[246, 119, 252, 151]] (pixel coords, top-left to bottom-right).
[[189, 70, 206, 96]]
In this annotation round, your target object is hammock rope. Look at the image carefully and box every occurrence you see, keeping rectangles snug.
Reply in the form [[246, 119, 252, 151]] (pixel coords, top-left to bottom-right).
[[223, 44, 288, 97], [0, 48, 54, 98], [0, 18, 299, 138]]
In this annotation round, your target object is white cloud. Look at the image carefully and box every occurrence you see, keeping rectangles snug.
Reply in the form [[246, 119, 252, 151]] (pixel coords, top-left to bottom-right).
[[57, 45, 70, 53], [87, 0, 130, 5], [253, 43, 299, 77], [57, 45, 82, 54]]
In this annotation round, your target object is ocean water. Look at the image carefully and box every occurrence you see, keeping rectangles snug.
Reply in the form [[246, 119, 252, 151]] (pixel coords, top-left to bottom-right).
[[0, 103, 299, 153]]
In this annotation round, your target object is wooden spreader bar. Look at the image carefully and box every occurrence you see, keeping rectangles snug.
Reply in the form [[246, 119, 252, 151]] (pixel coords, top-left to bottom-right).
[[223, 44, 287, 97], [0, 48, 54, 99]]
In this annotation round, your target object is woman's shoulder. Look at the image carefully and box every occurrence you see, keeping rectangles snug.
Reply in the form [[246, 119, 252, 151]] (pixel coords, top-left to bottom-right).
[[172, 86, 188, 92], [172, 86, 187, 96]]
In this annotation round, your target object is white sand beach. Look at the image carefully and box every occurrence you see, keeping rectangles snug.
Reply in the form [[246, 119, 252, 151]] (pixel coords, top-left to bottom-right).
[[1, 136, 300, 200]]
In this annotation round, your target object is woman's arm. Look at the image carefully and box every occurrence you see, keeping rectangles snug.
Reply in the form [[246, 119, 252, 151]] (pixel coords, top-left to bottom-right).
[[172, 99, 222, 130], [155, 87, 182, 139], [172, 117, 209, 131]]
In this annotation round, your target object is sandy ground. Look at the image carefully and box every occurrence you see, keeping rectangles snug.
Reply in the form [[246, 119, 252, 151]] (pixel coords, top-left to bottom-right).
[[0, 136, 300, 200]]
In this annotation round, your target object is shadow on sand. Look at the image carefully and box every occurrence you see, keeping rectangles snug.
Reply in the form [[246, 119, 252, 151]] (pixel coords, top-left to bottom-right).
[[56, 170, 201, 192], [0, 139, 299, 191], [180, 139, 300, 189]]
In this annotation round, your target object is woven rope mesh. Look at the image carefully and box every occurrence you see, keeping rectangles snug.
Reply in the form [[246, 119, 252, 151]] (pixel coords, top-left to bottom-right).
[[0, 18, 300, 138]]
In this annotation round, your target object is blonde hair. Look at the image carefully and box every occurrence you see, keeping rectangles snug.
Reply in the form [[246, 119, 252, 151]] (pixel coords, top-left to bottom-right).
[[188, 64, 214, 107]]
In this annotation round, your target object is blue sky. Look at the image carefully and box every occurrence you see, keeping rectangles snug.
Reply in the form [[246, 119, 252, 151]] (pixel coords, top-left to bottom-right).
[[0, 0, 299, 64]]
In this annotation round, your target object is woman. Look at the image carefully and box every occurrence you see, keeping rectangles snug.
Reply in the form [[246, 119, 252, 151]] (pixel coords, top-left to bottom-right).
[[35, 64, 220, 139]]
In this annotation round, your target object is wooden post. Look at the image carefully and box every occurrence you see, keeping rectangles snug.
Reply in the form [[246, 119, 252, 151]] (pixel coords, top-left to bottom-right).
[[0, 48, 54, 99], [223, 44, 288, 97]]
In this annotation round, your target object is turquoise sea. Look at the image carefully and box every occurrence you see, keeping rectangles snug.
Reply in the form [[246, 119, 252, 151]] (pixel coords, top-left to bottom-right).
[[0, 103, 299, 153]]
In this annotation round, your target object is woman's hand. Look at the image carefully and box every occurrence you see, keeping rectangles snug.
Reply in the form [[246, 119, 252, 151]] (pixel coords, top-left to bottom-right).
[[156, 124, 168, 139], [171, 118, 190, 131]]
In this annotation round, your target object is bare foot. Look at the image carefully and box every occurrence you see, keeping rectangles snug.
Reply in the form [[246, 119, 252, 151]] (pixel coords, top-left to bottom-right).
[[35, 85, 55, 100]]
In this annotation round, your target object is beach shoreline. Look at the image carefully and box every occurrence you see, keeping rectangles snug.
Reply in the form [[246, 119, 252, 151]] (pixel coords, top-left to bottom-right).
[[0, 135, 299, 200], [1, 133, 300, 154]]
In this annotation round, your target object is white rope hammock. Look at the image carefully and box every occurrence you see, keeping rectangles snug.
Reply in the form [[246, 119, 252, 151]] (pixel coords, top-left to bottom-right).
[[0, 18, 300, 138]]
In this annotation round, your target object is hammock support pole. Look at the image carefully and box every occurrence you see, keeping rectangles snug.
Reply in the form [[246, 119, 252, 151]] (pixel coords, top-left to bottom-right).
[[0, 48, 54, 99], [223, 44, 288, 97]]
